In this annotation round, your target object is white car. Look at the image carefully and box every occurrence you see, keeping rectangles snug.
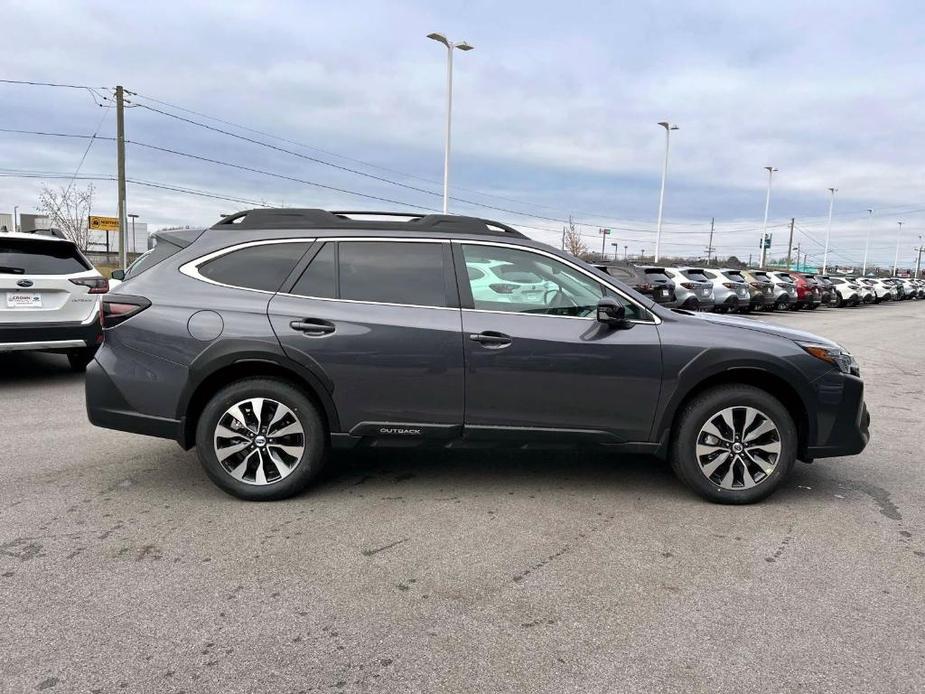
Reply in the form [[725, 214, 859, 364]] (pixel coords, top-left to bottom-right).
[[466, 259, 555, 305], [0, 231, 107, 370], [862, 277, 893, 303]]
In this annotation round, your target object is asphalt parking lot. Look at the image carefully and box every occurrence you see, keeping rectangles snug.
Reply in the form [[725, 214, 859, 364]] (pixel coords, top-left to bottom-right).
[[2, 301, 923, 693]]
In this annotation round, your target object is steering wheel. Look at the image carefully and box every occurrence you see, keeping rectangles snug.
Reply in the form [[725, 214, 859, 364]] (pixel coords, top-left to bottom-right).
[[544, 289, 578, 310]]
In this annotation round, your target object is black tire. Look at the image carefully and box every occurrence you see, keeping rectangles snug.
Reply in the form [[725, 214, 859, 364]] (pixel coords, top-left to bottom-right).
[[669, 384, 797, 504], [195, 377, 327, 501], [67, 346, 97, 372], [807, 303, 819, 310]]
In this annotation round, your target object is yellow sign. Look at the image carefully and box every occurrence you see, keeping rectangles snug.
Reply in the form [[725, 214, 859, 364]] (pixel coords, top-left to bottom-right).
[[89, 215, 120, 232]]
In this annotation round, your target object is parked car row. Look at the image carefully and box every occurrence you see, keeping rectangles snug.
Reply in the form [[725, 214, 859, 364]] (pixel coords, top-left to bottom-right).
[[595, 262, 925, 314]]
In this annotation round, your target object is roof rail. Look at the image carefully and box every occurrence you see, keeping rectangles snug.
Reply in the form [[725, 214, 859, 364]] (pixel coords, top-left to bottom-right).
[[209, 208, 528, 238]]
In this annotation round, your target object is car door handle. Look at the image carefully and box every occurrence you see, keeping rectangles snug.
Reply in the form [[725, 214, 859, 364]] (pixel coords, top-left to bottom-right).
[[290, 319, 335, 336], [469, 331, 512, 348]]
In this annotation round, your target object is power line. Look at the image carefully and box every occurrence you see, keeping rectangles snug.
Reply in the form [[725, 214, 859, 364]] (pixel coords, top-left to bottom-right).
[[0, 78, 107, 89]]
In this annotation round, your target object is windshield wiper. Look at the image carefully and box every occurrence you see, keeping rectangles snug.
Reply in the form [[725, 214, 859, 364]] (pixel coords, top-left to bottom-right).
[[0, 266, 26, 274]]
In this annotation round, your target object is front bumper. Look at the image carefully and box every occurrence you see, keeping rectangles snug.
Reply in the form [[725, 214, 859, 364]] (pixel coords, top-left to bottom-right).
[[0, 318, 101, 353], [803, 372, 870, 460]]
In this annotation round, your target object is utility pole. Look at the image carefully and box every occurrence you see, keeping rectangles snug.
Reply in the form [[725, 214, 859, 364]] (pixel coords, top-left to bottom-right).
[[115, 85, 128, 270], [598, 228, 611, 258], [785, 217, 795, 270], [704, 217, 715, 263]]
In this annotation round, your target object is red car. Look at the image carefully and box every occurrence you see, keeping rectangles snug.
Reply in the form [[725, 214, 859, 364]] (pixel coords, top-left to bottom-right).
[[790, 272, 823, 310]]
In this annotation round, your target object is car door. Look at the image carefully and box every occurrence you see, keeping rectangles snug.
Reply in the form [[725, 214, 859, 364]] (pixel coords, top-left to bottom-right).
[[268, 238, 465, 438], [454, 241, 662, 443]]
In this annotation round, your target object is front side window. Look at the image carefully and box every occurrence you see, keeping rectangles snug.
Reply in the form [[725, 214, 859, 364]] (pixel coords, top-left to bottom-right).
[[460, 244, 643, 320], [198, 242, 311, 292], [338, 241, 447, 307]]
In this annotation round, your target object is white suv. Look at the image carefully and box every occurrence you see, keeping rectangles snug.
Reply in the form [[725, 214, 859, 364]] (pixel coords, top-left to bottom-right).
[[0, 231, 107, 370]]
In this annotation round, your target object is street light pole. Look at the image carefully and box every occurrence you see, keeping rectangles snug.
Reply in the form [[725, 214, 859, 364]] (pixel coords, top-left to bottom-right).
[[759, 166, 778, 268], [654, 121, 678, 263], [893, 221, 904, 277], [427, 33, 474, 215], [127, 213, 139, 255], [861, 208, 873, 276], [915, 236, 923, 279], [821, 187, 837, 275], [12, 205, 18, 232]]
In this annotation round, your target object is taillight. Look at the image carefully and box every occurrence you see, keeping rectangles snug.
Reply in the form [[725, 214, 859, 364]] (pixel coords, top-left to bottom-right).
[[680, 282, 695, 289], [489, 283, 518, 294], [637, 283, 653, 292], [101, 295, 150, 328], [722, 282, 735, 289], [70, 277, 110, 294]]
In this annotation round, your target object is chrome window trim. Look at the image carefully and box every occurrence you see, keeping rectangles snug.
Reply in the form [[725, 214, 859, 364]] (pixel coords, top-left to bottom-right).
[[179, 235, 659, 324], [179, 238, 316, 294], [455, 239, 660, 325], [276, 294, 458, 312]]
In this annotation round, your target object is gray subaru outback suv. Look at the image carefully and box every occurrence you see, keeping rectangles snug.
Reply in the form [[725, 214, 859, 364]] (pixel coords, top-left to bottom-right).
[[86, 209, 869, 504]]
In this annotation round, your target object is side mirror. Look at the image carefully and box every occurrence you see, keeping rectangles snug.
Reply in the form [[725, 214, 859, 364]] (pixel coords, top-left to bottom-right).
[[596, 297, 627, 327], [111, 269, 125, 280]]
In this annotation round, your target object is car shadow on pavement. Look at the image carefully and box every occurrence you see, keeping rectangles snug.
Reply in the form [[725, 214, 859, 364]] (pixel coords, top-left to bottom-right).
[[0, 351, 82, 386]]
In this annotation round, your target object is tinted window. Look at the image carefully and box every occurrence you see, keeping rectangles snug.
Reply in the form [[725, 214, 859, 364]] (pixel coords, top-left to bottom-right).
[[601, 266, 636, 282], [291, 243, 336, 298], [125, 240, 184, 279], [199, 242, 310, 292], [338, 241, 447, 307], [0, 239, 90, 275], [643, 268, 671, 280], [461, 244, 642, 320], [683, 270, 709, 282], [723, 271, 745, 282]]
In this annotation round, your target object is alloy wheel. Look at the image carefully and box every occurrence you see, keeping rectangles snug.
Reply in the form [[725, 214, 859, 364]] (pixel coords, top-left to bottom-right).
[[213, 398, 305, 485], [695, 406, 782, 490]]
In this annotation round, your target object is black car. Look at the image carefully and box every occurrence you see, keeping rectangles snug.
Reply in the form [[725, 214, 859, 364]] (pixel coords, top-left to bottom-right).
[[86, 209, 869, 505], [594, 263, 679, 307]]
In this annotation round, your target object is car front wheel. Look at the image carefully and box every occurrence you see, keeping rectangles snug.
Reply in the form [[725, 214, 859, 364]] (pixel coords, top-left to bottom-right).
[[669, 385, 797, 504], [195, 378, 327, 501]]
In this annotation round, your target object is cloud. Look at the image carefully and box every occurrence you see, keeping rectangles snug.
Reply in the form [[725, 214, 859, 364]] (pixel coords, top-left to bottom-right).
[[1, 0, 923, 267]]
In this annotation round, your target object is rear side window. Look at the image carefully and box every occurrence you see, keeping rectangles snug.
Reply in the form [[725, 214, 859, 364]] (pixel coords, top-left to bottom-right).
[[199, 242, 310, 292], [125, 241, 183, 279], [291, 243, 336, 298], [338, 241, 447, 307], [0, 239, 90, 275]]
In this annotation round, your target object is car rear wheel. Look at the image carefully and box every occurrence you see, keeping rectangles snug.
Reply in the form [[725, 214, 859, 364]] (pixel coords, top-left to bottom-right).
[[195, 378, 327, 501], [67, 347, 97, 372], [669, 385, 797, 504]]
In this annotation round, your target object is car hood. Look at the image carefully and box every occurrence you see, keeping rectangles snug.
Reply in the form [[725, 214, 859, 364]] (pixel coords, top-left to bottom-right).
[[676, 309, 841, 349]]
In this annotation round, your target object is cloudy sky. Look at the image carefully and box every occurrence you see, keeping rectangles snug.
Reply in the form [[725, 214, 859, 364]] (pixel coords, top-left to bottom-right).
[[1, 0, 924, 269]]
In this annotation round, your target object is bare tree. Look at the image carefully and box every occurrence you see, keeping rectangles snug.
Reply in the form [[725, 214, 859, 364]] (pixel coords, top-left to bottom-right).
[[563, 219, 587, 258], [36, 183, 95, 250]]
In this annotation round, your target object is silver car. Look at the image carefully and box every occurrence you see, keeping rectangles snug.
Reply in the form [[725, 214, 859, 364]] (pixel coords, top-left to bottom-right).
[[699, 268, 751, 313], [760, 271, 798, 310], [663, 267, 715, 310]]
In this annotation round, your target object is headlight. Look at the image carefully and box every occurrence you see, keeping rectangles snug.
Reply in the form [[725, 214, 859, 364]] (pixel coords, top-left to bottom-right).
[[797, 341, 859, 375]]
